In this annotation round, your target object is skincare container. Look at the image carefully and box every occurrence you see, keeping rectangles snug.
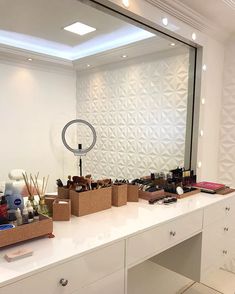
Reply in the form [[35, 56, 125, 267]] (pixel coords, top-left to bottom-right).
[[27, 202, 34, 223], [0, 196, 8, 218], [8, 210, 17, 226], [33, 208, 39, 222], [0, 196, 8, 224], [15, 208, 22, 226], [22, 207, 29, 224], [5, 183, 24, 210]]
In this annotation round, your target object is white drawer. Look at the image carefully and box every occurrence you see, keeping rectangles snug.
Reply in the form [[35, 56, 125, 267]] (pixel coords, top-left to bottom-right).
[[126, 210, 203, 267], [203, 198, 235, 228], [0, 241, 124, 294], [226, 196, 235, 223], [76, 269, 125, 294], [201, 219, 226, 273]]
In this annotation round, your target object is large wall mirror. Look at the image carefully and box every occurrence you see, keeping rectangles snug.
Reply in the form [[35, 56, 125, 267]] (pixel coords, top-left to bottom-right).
[[0, 0, 198, 190], [75, 0, 197, 179]]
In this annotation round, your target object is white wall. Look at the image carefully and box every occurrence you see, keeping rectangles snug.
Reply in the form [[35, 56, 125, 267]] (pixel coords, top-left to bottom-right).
[[0, 61, 77, 192], [218, 38, 235, 186], [198, 37, 225, 182], [99, 0, 225, 182], [77, 50, 190, 180]]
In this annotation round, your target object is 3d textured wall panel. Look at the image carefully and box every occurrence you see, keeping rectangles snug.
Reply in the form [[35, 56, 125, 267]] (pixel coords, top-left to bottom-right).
[[76, 52, 189, 179], [218, 41, 235, 187]]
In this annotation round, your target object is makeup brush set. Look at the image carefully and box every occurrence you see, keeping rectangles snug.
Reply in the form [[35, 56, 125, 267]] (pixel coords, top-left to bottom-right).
[[57, 175, 112, 193]]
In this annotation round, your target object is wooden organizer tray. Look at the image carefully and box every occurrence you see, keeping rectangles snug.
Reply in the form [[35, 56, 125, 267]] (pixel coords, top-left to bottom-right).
[[0, 215, 53, 248], [70, 187, 112, 217], [138, 189, 165, 201], [166, 188, 200, 199]]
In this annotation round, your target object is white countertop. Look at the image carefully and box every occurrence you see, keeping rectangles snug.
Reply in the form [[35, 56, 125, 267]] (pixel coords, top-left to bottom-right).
[[0, 192, 234, 287]]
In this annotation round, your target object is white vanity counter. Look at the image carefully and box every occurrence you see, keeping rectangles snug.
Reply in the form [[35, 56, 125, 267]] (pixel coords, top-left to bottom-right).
[[0, 192, 234, 292]]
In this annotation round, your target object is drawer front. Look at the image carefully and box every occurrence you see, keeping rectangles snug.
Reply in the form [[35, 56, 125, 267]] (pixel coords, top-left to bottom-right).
[[76, 269, 125, 294], [0, 241, 124, 294], [127, 210, 203, 267], [222, 221, 235, 272], [225, 196, 235, 223], [203, 197, 235, 228], [201, 219, 226, 274], [203, 200, 227, 227]]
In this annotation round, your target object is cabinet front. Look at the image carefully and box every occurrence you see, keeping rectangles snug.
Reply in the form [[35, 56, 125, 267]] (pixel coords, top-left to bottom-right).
[[0, 241, 125, 294], [76, 270, 125, 294], [126, 210, 203, 268]]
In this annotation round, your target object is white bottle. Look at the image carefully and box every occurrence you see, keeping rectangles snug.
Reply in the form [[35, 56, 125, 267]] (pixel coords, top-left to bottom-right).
[[15, 208, 22, 226]]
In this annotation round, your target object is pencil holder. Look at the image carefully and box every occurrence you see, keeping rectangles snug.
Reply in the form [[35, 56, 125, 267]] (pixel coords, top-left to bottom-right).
[[53, 199, 71, 221], [112, 184, 127, 207]]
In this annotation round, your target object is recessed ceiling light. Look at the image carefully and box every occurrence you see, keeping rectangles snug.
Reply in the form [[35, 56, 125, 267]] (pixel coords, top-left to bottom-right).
[[162, 17, 168, 26], [27, 58, 32, 61], [201, 98, 205, 105], [122, 0, 130, 7], [87, 64, 91, 67], [121, 54, 128, 58], [192, 32, 197, 41], [64, 22, 96, 36], [200, 130, 204, 137], [170, 42, 176, 46]]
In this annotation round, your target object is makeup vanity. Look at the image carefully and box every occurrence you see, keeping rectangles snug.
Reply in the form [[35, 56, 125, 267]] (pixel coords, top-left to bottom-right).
[[0, 192, 235, 294], [0, 0, 228, 292]]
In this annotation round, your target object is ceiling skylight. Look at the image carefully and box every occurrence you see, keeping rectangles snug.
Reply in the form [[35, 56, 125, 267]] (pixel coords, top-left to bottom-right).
[[63, 22, 96, 36]]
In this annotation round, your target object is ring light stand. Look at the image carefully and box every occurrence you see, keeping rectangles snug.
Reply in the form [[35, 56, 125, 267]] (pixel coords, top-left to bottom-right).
[[61, 119, 97, 176]]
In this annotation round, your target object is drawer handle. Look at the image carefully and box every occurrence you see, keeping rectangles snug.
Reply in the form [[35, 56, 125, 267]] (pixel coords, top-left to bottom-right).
[[225, 207, 230, 211], [60, 278, 68, 287], [223, 250, 228, 255], [224, 227, 229, 231], [170, 231, 176, 237]]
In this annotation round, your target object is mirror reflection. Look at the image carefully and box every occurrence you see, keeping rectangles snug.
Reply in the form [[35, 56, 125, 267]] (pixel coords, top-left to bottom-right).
[[0, 0, 196, 190]]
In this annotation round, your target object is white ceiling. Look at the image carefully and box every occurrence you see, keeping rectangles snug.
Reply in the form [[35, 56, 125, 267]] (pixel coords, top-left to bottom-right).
[[0, 0, 190, 67], [0, 0, 130, 46], [0, 0, 155, 60], [177, 0, 235, 36]]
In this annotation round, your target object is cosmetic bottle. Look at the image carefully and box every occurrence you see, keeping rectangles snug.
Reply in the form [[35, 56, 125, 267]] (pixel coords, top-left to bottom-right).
[[0, 196, 9, 224], [27, 202, 34, 223], [15, 208, 22, 226], [0, 196, 8, 218], [8, 210, 17, 226], [33, 207, 39, 222], [22, 206, 29, 224], [5, 183, 24, 210]]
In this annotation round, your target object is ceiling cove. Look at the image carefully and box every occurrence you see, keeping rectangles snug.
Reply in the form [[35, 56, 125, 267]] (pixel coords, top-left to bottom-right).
[[145, 0, 229, 41]]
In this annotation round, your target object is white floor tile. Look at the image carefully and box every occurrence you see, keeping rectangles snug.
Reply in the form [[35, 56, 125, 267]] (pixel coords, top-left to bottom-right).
[[128, 261, 235, 294], [184, 283, 221, 294], [128, 261, 193, 294], [202, 268, 235, 294]]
